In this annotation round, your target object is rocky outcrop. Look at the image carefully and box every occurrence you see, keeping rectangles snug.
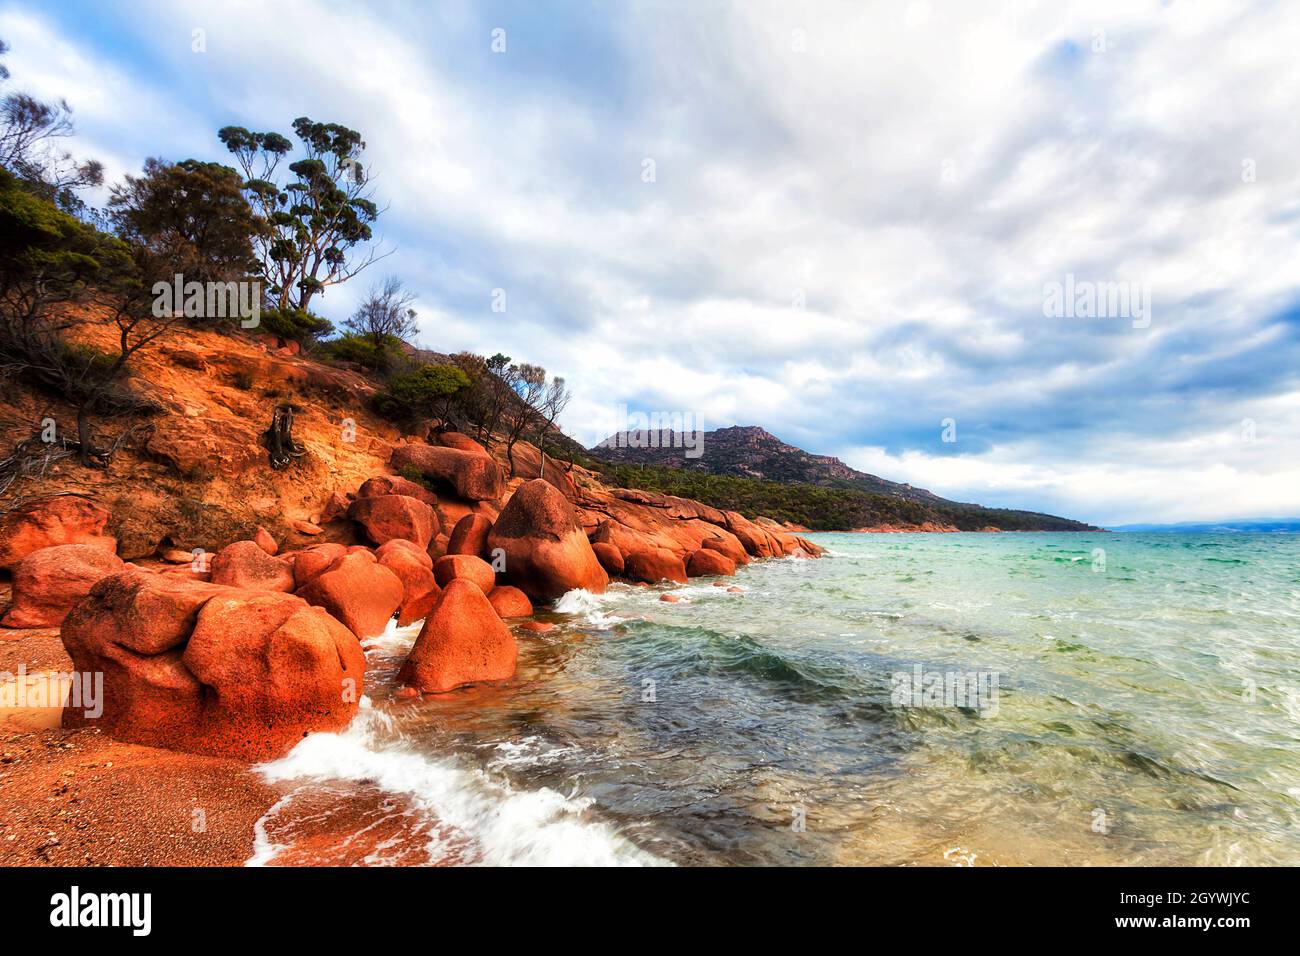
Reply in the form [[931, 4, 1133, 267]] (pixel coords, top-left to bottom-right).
[[389, 444, 504, 502], [686, 548, 737, 577], [347, 494, 437, 549], [1, 544, 125, 628], [0, 497, 116, 570], [355, 474, 438, 508], [397, 579, 517, 693], [61, 570, 365, 760], [487, 479, 608, 602], [591, 541, 624, 576], [146, 416, 264, 477], [624, 547, 689, 584], [209, 540, 296, 592], [295, 550, 404, 639], [700, 534, 749, 566]]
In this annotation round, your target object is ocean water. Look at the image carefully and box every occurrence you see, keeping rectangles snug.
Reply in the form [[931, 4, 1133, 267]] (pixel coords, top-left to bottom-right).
[[252, 533, 1300, 866]]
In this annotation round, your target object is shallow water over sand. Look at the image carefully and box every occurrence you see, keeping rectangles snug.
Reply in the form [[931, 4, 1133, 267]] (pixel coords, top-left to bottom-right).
[[252, 533, 1300, 866]]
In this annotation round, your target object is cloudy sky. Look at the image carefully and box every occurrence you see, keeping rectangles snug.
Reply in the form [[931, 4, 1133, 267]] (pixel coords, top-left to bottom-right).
[[3, 0, 1299, 526]]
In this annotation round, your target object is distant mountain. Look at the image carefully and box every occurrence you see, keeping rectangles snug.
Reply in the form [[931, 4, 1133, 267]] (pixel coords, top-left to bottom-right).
[[589, 425, 1096, 532], [1110, 518, 1300, 533], [593, 425, 944, 502]]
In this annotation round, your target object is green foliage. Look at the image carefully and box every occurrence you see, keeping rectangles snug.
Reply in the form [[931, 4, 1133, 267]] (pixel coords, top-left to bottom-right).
[[322, 331, 403, 370], [258, 306, 334, 345], [396, 464, 437, 493], [375, 363, 471, 422], [0, 166, 128, 296], [219, 117, 382, 312], [598, 462, 1094, 532], [107, 157, 260, 291]]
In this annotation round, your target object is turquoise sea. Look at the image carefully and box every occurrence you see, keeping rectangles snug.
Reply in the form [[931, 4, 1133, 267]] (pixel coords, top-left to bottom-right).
[[252, 533, 1300, 866]]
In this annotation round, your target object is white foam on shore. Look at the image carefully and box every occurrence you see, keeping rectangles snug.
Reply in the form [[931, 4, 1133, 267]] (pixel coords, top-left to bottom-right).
[[553, 588, 627, 628], [249, 703, 666, 867], [361, 617, 423, 656]]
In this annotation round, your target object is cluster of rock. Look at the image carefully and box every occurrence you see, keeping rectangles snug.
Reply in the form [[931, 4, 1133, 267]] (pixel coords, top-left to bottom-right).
[[1, 432, 820, 763]]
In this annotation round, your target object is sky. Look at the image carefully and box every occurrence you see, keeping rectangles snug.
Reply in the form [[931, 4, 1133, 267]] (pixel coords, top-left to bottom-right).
[[2, 0, 1298, 527]]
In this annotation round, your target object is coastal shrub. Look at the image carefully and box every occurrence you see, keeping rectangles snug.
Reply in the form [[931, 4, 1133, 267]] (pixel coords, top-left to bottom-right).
[[322, 332, 403, 370], [258, 306, 334, 346], [375, 363, 470, 424]]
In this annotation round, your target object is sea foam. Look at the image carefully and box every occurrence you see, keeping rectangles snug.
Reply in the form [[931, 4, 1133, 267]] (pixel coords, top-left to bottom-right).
[[249, 703, 665, 867]]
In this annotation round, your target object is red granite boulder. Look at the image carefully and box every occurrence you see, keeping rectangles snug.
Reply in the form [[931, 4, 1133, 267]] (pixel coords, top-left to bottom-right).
[[289, 543, 349, 588], [296, 550, 404, 639], [389, 444, 504, 502], [0, 496, 115, 570], [377, 543, 441, 627], [686, 548, 737, 578], [432, 553, 497, 594], [253, 526, 278, 556], [486, 479, 608, 602], [624, 547, 689, 584], [60, 571, 364, 761], [347, 494, 437, 549], [487, 585, 533, 619], [209, 540, 296, 592], [1, 544, 125, 628], [591, 541, 625, 576], [446, 513, 493, 559], [397, 579, 517, 693], [356, 474, 438, 508]]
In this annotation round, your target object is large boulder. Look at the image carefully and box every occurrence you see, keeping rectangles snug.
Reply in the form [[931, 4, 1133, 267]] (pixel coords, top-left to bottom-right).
[[209, 540, 295, 592], [723, 511, 777, 558], [0, 497, 116, 570], [591, 541, 624, 576], [436, 432, 488, 455], [377, 543, 441, 627], [397, 580, 517, 693], [61, 571, 365, 761], [446, 514, 492, 559], [347, 494, 437, 549], [432, 553, 497, 594], [1, 544, 125, 628], [624, 548, 689, 584], [356, 474, 438, 508], [487, 479, 608, 602], [700, 535, 750, 566], [686, 548, 737, 578], [375, 538, 433, 570], [289, 543, 349, 588], [389, 444, 504, 502], [296, 550, 404, 639]]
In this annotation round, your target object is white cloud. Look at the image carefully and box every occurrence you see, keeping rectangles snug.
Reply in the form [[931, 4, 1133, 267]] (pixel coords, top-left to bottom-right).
[[5, 0, 1300, 525]]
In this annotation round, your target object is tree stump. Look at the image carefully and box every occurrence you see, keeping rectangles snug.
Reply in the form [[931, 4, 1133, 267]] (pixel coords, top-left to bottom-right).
[[262, 404, 305, 469]]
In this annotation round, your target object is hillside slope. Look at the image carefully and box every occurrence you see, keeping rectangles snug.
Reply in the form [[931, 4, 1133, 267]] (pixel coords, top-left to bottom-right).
[[591, 425, 1096, 532]]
